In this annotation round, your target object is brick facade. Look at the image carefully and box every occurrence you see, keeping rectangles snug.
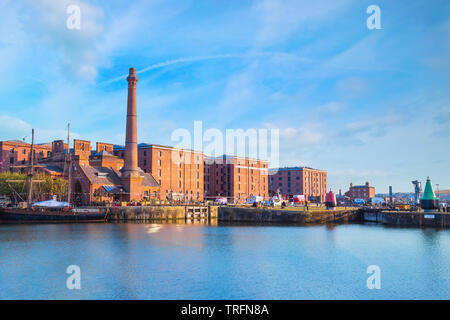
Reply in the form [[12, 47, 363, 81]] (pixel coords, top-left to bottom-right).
[[268, 167, 327, 202], [344, 182, 375, 200], [115, 144, 204, 201], [204, 155, 269, 202], [73, 139, 92, 165], [0, 140, 52, 173]]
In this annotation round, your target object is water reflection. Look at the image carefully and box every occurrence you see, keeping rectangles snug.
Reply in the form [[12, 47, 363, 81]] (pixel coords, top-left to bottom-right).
[[0, 222, 448, 299], [146, 224, 162, 234]]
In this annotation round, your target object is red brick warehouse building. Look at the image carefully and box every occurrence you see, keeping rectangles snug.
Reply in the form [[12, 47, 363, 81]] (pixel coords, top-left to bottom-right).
[[0, 140, 52, 173], [344, 182, 375, 201], [204, 155, 269, 203], [268, 166, 327, 202], [114, 144, 204, 202]]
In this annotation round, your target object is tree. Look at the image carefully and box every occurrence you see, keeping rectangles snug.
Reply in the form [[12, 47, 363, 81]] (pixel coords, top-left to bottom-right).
[[0, 171, 67, 201], [0, 172, 27, 199]]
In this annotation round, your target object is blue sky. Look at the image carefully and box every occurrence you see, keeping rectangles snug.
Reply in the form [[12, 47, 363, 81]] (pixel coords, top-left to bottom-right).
[[0, 0, 449, 193]]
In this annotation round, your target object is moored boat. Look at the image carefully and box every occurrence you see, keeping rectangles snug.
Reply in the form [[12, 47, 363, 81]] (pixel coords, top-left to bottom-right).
[[0, 127, 109, 223], [0, 206, 107, 222]]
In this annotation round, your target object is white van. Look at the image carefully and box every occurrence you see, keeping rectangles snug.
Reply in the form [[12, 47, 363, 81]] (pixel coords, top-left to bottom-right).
[[246, 196, 263, 204]]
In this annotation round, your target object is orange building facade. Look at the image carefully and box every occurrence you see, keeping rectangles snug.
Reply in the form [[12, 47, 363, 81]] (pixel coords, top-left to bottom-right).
[[204, 155, 269, 202], [268, 167, 327, 202], [0, 140, 52, 173], [114, 144, 204, 201], [344, 182, 375, 200]]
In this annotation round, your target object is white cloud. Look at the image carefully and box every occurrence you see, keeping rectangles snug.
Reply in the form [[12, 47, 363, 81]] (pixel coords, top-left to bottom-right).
[[264, 122, 323, 145], [22, 0, 104, 82], [253, 0, 353, 46], [280, 127, 323, 144], [434, 106, 450, 125], [345, 114, 401, 132], [315, 101, 347, 113], [0, 115, 81, 143], [336, 77, 368, 99], [205, 67, 256, 127], [0, 116, 32, 140], [421, 19, 450, 72]]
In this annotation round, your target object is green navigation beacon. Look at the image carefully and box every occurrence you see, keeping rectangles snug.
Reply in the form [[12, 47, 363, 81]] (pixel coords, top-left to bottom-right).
[[420, 177, 439, 211]]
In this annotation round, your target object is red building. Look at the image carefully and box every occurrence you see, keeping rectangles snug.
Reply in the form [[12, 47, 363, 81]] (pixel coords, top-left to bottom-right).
[[115, 144, 204, 202], [268, 166, 327, 202], [204, 155, 269, 203], [344, 182, 375, 200], [0, 140, 52, 173]]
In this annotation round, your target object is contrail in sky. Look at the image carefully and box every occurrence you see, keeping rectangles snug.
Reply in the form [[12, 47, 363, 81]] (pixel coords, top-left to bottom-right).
[[101, 52, 310, 85]]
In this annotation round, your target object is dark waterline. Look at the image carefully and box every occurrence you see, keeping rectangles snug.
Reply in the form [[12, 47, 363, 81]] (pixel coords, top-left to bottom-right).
[[0, 222, 448, 300]]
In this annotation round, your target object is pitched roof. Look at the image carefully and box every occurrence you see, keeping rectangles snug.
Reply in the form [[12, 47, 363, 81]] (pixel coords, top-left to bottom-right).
[[110, 167, 159, 188], [1, 140, 52, 148], [138, 167, 160, 187], [41, 164, 64, 174], [92, 150, 115, 157], [77, 164, 160, 189], [6, 140, 29, 145], [79, 165, 122, 185]]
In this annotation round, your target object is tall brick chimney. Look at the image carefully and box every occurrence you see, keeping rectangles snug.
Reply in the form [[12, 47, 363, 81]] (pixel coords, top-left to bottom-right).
[[121, 67, 143, 201]]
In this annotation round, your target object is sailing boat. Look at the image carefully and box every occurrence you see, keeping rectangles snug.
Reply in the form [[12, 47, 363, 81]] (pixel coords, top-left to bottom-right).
[[0, 127, 107, 222]]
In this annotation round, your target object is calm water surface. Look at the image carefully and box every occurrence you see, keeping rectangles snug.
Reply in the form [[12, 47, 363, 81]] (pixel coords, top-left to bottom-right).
[[0, 222, 449, 299]]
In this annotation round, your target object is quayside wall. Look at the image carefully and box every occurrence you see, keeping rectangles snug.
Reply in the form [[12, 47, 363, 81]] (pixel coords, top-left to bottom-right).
[[107, 205, 218, 222], [104, 205, 449, 228], [217, 207, 360, 224], [362, 209, 450, 228]]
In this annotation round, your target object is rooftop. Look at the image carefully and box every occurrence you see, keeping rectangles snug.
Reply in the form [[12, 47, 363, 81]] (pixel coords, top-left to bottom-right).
[[113, 143, 203, 154], [269, 166, 325, 173], [204, 154, 268, 162], [1, 140, 52, 148]]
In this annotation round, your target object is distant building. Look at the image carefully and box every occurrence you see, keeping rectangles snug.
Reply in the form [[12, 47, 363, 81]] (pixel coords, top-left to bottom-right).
[[0, 140, 52, 173], [268, 166, 327, 202], [204, 155, 269, 202], [344, 182, 375, 200], [114, 144, 204, 202]]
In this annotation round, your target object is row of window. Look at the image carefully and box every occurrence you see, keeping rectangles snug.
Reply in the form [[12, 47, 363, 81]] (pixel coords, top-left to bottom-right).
[[158, 180, 202, 188], [141, 150, 201, 161], [7, 148, 50, 157]]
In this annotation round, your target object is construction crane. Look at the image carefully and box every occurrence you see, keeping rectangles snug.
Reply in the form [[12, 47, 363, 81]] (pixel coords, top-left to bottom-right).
[[412, 180, 422, 205]]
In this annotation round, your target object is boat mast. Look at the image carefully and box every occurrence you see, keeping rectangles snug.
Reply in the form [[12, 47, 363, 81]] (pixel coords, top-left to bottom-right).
[[27, 128, 34, 208], [67, 123, 72, 204]]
